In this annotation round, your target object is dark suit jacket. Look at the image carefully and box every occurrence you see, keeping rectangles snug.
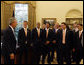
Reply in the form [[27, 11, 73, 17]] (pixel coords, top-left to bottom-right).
[[2, 26, 16, 55], [73, 31, 83, 58], [42, 29, 53, 45], [74, 31, 83, 50], [52, 29, 61, 46], [18, 28, 31, 47], [31, 28, 43, 46], [58, 29, 73, 50]]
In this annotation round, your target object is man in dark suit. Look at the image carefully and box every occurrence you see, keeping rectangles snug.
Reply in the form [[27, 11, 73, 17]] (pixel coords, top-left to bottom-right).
[[2, 17, 17, 64], [72, 23, 79, 62], [58, 22, 73, 64], [18, 21, 31, 64], [31, 22, 43, 64], [72, 24, 83, 64], [42, 22, 53, 64], [51, 22, 61, 63]]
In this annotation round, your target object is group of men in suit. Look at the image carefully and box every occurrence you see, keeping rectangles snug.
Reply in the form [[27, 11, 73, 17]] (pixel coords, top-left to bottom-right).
[[2, 17, 83, 64]]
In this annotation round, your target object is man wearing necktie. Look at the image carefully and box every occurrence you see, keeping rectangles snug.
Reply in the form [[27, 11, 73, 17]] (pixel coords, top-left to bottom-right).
[[42, 22, 53, 64], [31, 22, 43, 64], [51, 22, 61, 63], [18, 21, 31, 64], [73, 24, 83, 64], [2, 17, 17, 64], [58, 22, 73, 64], [72, 23, 79, 62]]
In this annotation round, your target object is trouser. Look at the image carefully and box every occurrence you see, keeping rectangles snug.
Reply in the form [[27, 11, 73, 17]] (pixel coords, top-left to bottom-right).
[[51, 44, 56, 62], [73, 48, 83, 64], [42, 44, 52, 64], [59, 44, 71, 64], [18, 46, 28, 64], [51, 44, 60, 62], [51, 44, 61, 64], [72, 50, 77, 62], [32, 44, 42, 64]]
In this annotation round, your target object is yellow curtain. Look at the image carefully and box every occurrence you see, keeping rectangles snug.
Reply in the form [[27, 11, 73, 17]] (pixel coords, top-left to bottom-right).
[[28, 3, 36, 30], [1, 2, 4, 30], [1, 1, 36, 30], [1, 1, 14, 30]]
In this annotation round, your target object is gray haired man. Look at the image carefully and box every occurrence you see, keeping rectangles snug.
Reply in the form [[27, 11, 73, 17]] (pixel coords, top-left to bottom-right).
[[2, 17, 17, 64]]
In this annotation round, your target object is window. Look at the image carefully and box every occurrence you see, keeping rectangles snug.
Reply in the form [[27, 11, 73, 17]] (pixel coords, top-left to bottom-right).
[[15, 4, 28, 40]]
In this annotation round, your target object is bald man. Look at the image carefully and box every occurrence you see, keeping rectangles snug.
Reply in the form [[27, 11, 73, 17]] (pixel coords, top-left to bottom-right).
[[31, 22, 43, 64], [51, 22, 61, 63]]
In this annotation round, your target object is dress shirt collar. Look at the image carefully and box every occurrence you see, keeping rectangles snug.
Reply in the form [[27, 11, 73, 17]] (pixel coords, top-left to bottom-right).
[[9, 25, 14, 33]]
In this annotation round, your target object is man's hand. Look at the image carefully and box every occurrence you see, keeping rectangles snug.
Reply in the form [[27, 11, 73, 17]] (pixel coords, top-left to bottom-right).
[[52, 40, 56, 44], [46, 41, 50, 45], [10, 53, 14, 60]]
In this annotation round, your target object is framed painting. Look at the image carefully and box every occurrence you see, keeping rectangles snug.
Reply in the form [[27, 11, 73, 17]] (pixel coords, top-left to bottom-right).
[[42, 18, 56, 28]]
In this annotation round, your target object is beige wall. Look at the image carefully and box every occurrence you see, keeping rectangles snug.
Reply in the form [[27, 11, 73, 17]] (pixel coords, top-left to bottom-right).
[[36, 1, 83, 26], [1, 1, 83, 29]]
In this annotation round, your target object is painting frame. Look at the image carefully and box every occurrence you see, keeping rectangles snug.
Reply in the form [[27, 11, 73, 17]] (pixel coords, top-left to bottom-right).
[[42, 18, 56, 28]]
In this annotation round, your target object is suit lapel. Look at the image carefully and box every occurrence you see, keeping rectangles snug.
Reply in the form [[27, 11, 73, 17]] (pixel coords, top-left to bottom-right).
[[62, 30, 63, 40], [9, 26, 16, 40], [23, 28, 26, 37], [80, 31, 83, 39], [77, 31, 82, 39], [35, 28, 38, 37], [48, 29, 50, 37], [66, 30, 68, 40], [27, 29, 29, 35], [39, 29, 41, 37], [77, 31, 80, 39]]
